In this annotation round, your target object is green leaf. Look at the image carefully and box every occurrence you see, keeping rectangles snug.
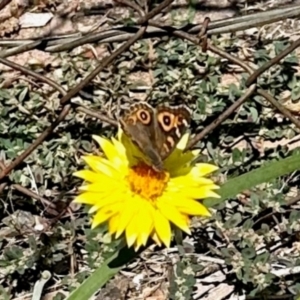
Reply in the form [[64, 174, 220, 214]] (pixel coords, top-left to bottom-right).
[[18, 87, 29, 102], [224, 213, 242, 228], [254, 252, 270, 264], [203, 152, 300, 207], [243, 219, 254, 230], [242, 247, 256, 259]]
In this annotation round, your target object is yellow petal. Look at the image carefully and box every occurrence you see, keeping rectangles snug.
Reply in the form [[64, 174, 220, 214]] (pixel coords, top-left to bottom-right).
[[125, 216, 139, 248], [82, 155, 120, 178], [115, 196, 139, 238], [108, 214, 120, 235], [88, 189, 124, 213], [183, 185, 220, 197], [127, 199, 155, 249], [192, 149, 201, 156], [78, 181, 121, 192], [73, 170, 111, 183], [163, 197, 211, 216], [157, 201, 190, 234], [153, 210, 171, 247], [169, 176, 215, 187], [73, 191, 118, 206], [93, 135, 129, 172], [134, 241, 142, 252], [151, 232, 162, 247], [91, 202, 123, 228], [111, 137, 127, 158], [168, 185, 220, 200], [92, 135, 119, 162], [136, 202, 154, 246], [192, 163, 219, 177]]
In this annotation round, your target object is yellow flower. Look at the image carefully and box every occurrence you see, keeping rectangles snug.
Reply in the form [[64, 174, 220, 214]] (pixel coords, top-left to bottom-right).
[[73, 129, 220, 250]]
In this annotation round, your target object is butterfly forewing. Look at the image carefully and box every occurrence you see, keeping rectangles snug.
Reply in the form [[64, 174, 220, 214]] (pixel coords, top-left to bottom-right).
[[119, 103, 164, 170]]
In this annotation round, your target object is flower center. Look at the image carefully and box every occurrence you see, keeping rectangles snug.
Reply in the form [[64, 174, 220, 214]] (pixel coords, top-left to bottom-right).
[[127, 162, 169, 201]]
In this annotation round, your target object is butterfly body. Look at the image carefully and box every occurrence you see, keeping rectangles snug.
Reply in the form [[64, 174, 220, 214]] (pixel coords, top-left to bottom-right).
[[120, 102, 191, 171]]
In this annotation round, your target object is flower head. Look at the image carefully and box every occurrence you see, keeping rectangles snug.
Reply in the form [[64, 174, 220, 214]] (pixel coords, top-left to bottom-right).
[[73, 129, 219, 250]]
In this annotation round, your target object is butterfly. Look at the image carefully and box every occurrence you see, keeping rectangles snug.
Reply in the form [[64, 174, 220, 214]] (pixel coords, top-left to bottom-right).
[[119, 102, 191, 171]]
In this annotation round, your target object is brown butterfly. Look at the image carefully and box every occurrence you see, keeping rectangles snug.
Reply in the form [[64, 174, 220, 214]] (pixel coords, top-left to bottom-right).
[[119, 102, 191, 171]]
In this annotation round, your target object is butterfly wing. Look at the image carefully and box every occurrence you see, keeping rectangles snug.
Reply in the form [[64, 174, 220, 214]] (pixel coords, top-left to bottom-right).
[[119, 102, 164, 170], [155, 105, 191, 160]]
